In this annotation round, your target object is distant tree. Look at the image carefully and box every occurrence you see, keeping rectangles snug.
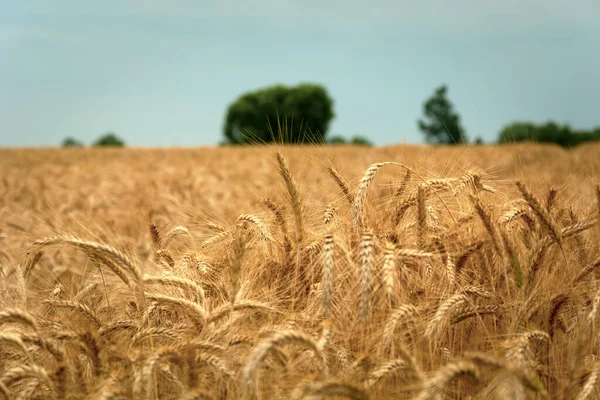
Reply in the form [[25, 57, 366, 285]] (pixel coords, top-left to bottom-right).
[[474, 137, 484, 145], [62, 137, 84, 147], [497, 121, 600, 148], [223, 83, 335, 144], [350, 135, 373, 146], [535, 122, 575, 147], [417, 85, 467, 144], [497, 122, 538, 144], [327, 135, 347, 145], [93, 132, 125, 147]]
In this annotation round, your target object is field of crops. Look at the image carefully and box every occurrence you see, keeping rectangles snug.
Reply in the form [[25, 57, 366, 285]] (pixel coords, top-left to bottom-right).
[[1, 143, 600, 399]]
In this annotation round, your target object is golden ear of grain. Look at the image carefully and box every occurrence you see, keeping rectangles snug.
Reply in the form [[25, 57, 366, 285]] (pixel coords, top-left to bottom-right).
[[42, 300, 102, 328], [149, 223, 161, 247], [500, 230, 524, 289], [143, 274, 205, 303], [0, 333, 28, 354], [455, 241, 483, 274], [201, 230, 230, 249], [366, 359, 406, 389], [416, 361, 480, 400], [30, 235, 141, 283], [545, 187, 558, 212], [162, 225, 191, 248], [394, 169, 411, 198], [327, 165, 354, 205], [469, 194, 503, 257], [300, 381, 369, 400], [276, 151, 304, 245], [145, 294, 207, 328], [578, 362, 600, 400], [263, 198, 291, 253], [382, 242, 397, 302], [241, 330, 326, 399], [155, 249, 175, 268], [0, 308, 39, 332], [207, 299, 279, 324], [425, 294, 468, 342], [1, 365, 52, 394], [381, 304, 418, 356], [22, 251, 43, 279], [353, 163, 386, 229], [516, 180, 563, 247], [236, 213, 275, 243], [323, 203, 338, 225]]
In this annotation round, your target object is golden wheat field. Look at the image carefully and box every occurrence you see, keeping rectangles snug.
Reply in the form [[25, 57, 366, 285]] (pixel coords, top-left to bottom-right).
[[1, 143, 600, 400]]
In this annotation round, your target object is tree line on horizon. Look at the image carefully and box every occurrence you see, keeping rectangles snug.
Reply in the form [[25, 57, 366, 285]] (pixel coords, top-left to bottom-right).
[[63, 83, 600, 148]]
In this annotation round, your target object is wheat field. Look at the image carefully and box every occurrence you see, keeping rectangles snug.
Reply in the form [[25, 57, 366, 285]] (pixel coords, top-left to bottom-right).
[[1, 143, 600, 399]]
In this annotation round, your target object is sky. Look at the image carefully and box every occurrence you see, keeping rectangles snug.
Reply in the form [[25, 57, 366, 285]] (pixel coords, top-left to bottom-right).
[[1, 0, 599, 147]]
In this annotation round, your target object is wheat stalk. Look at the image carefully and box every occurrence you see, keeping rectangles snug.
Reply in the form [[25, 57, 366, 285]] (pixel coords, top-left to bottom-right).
[[322, 233, 335, 316]]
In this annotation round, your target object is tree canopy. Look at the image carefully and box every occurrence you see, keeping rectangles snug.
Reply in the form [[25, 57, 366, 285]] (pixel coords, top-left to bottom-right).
[[93, 132, 125, 147], [223, 83, 335, 144], [417, 85, 467, 145], [62, 137, 84, 147], [497, 121, 600, 147]]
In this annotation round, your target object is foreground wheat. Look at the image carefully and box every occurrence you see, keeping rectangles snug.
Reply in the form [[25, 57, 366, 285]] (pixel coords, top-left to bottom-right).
[[1, 145, 600, 399]]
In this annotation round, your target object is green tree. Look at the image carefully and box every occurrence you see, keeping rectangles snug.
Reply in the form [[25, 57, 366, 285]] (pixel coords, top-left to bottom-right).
[[93, 132, 125, 147], [497, 122, 538, 144], [327, 135, 347, 145], [417, 85, 467, 144], [350, 135, 373, 146], [497, 121, 600, 148], [223, 83, 335, 144], [62, 137, 83, 147], [535, 122, 576, 147]]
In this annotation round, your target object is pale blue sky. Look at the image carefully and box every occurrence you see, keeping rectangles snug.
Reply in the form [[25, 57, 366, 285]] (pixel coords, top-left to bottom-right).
[[1, 0, 599, 147]]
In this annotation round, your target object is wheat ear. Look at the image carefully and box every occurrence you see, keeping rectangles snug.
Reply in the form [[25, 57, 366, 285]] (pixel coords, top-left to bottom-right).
[[425, 294, 468, 341], [145, 294, 207, 328], [300, 381, 368, 400], [327, 165, 354, 205], [0, 308, 39, 332], [276, 151, 304, 245], [29, 235, 141, 282], [578, 362, 600, 400], [516, 180, 563, 247], [382, 242, 397, 303], [416, 361, 480, 400], [241, 330, 326, 399], [143, 275, 205, 303]]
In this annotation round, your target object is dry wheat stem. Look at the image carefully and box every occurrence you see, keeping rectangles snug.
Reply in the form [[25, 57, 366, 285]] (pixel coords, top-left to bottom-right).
[[358, 231, 374, 325], [321, 233, 334, 316]]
